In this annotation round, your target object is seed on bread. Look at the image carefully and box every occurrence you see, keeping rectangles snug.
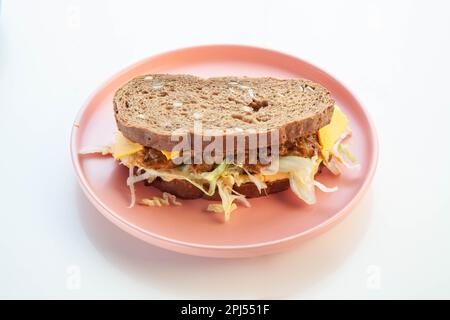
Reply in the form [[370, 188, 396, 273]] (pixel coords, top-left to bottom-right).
[[241, 106, 253, 114], [193, 112, 202, 120], [163, 121, 172, 129], [231, 114, 254, 124], [151, 82, 163, 90], [248, 99, 269, 111], [304, 84, 315, 92], [246, 88, 256, 100], [256, 114, 270, 122]]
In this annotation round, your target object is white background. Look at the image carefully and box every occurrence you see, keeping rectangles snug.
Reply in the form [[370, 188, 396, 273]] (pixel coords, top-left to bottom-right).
[[1, 0, 449, 299]]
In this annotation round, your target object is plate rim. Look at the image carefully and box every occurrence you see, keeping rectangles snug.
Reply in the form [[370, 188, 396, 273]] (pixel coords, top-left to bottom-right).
[[70, 44, 378, 256]]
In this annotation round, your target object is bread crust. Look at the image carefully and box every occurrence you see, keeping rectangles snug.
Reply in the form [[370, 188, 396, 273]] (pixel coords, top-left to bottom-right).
[[147, 178, 290, 200], [114, 74, 334, 151]]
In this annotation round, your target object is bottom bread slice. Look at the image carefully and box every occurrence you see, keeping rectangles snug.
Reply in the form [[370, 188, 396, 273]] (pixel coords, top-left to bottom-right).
[[146, 178, 290, 200]]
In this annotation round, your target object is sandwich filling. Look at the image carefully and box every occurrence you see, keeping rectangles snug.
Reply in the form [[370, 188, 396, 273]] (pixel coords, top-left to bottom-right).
[[126, 133, 320, 173], [81, 106, 358, 221]]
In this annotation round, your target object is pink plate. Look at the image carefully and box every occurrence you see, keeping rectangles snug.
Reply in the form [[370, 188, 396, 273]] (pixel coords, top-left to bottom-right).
[[71, 45, 378, 258]]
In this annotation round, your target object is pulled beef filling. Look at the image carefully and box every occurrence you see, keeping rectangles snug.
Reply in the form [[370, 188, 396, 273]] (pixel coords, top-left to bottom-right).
[[279, 133, 320, 158], [134, 133, 320, 173], [242, 133, 320, 173]]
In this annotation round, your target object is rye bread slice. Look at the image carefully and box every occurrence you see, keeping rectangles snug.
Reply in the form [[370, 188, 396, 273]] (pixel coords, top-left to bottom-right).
[[148, 177, 290, 200], [114, 74, 334, 151]]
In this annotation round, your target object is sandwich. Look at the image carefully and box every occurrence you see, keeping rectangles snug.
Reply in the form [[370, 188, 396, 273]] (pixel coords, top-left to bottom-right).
[[81, 74, 358, 221]]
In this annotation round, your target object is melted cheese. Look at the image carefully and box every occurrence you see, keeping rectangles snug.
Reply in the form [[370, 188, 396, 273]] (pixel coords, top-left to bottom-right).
[[161, 150, 180, 160], [236, 172, 290, 184], [318, 106, 348, 160], [112, 131, 143, 159], [263, 172, 290, 182]]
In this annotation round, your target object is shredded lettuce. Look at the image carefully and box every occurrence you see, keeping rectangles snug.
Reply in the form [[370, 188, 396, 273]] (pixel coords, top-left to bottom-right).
[[207, 203, 237, 215], [126, 162, 246, 219], [203, 164, 251, 221], [314, 181, 338, 193], [334, 142, 360, 170], [200, 162, 229, 195], [216, 181, 236, 221], [79, 145, 112, 155], [128, 166, 136, 208], [126, 155, 336, 215], [140, 192, 181, 207], [241, 168, 267, 193], [259, 159, 280, 176], [231, 188, 251, 208], [212, 180, 250, 221], [338, 143, 357, 163], [279, 155, 337, 204], [131, 167, 209, 194], [323, 131, 360, 174], [83, 138, 347, 219], [323, 157, 341, 175]]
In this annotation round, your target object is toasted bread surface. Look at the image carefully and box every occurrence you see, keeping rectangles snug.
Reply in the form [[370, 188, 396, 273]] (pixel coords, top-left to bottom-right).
[[114, 74, 334, 151]]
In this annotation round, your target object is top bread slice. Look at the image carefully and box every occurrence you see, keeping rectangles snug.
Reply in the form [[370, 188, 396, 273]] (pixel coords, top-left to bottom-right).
[[113, 74, 334, 151]]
